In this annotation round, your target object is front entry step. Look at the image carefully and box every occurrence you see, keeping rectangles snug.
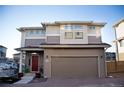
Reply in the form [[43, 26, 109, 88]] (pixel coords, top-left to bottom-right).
[[14, 73, 35, 84]]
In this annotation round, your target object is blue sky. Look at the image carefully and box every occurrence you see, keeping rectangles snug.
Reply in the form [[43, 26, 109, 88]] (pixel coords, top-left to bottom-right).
[[0, 5, 124, 58]]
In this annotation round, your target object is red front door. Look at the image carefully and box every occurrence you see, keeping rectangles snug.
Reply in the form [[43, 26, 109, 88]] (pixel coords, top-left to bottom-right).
[[32, 55, 38, 71]]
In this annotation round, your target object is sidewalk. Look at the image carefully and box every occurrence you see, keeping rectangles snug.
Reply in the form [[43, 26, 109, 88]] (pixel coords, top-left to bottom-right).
[[14, 73, 35, 84]]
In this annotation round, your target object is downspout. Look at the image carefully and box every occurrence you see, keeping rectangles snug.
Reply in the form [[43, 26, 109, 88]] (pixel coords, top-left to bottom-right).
[[113, 27, 119, 62]]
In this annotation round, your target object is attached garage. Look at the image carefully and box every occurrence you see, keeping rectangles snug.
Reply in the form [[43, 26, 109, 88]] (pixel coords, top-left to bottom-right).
[[41, 44, 110, 78], [51, 56, 98, 78]]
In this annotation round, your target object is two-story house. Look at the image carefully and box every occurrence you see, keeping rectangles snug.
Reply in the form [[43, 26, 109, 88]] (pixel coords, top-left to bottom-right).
[[16, 21, 110, 78], [113, 18, 124, 62]]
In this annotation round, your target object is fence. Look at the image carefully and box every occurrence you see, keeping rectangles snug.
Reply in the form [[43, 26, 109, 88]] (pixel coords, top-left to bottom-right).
[[107, 61, 124, 73]]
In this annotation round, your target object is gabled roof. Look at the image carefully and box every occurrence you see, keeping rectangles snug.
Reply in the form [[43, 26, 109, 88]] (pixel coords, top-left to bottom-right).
[[113, 18, 124, 27], [41, 21, 106, 27]]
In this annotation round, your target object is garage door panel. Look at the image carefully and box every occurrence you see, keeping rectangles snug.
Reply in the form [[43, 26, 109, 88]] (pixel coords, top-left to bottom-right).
[[51, 57, 98, 78]]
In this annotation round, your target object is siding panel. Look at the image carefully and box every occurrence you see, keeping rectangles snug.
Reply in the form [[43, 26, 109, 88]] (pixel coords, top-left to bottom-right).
[[88, 36, 101, 44], [25, 39, 45, 47], [47, 36, 60, 44]]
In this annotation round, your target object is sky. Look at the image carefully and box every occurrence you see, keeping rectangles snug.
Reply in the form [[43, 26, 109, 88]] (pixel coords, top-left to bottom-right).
[[0, 5, 124, 58]]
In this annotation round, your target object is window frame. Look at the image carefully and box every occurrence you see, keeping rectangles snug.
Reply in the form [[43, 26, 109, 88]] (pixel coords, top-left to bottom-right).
[[88, 26, 96, 30], [64, 25, 83, 30], [64, 32, 73, 39], [75, 32, 83, 39]]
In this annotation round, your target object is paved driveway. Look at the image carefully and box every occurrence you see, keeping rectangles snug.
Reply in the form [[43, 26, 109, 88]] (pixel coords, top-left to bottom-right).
[[1, 73, 124, 87]]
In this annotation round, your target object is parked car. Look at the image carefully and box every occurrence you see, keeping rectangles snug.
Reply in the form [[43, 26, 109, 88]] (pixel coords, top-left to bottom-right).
[[0, 59, 19, 81]]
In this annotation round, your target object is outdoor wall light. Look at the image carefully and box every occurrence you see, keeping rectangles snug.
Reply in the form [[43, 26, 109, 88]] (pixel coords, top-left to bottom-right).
[[31, 52, 37, 55]]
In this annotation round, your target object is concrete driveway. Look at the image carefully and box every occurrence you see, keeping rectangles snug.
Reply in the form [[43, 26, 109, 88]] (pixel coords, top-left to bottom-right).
[[1, 73, 124, 87]]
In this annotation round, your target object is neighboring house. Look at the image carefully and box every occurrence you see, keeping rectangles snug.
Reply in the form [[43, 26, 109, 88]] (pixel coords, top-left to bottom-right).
[[113, 18, 124, 62], [16, 21, 110, 78], [105, 52, 116, 62], [0, 45, 7, 59], [13, 53, 20, 63]]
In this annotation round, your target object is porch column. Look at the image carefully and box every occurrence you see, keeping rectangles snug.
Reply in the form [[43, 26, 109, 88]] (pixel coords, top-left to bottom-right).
[[19, 51, 23, 73]]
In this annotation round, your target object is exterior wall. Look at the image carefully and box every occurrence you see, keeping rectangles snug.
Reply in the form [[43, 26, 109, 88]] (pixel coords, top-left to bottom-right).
[[115, 21, 124, 39], [43, 48, 106, 78], [115, 21, 124, 61], [47, 36, 60, 44], [21, 32, 26, 47], [88, 36, 101, 44], [88, 26, 102, 43], [46, 26, 60, 44], [46, 26, 60, 35], [25, 39, 46, 47], [20, 24, 103, 46], [60, 25, 88, 44]]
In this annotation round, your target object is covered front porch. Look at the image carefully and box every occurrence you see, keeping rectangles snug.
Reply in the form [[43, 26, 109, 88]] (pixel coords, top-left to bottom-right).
[[15, 47, 44, 77]]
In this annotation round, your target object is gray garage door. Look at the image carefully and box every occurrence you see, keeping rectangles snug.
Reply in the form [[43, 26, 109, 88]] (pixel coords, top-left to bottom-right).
[[51, 56, 98, 78]]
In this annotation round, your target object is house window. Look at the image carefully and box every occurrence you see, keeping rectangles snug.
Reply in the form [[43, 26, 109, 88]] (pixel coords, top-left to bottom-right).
[[65, 32, 73, 39], [72, 25, 83, 30], [120, 39, 124, 47], [89, 26, 96, 30], [29, 31, 34, 35], [64, 25, 83, 30], [26, 30, 46, 37], [64, 25, 72, 30], [35, 30, 40, 34], [75, 32, 83, 39]]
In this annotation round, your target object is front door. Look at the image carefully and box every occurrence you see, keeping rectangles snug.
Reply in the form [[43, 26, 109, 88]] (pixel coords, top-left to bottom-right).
[[32, 55, 38, 71]]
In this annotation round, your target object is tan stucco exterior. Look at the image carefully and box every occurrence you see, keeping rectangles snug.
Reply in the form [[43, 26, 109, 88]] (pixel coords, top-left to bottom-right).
[[46, 25, 60, 35], [43, 48, 106, 78], [114, 19, 124, 61]]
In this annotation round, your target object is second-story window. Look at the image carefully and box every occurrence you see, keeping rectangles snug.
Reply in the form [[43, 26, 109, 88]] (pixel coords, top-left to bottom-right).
[[29, 31, 34, 35], [26, 30, 46, 37], [72, 25, 83, 30], [64, 25, 83, 30], [65, 32, 73, 39], [88, 26, 96, 30], [75, 32, 83, 39]]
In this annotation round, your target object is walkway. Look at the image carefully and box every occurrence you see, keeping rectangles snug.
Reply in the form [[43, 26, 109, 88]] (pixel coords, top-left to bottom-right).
[[14, 73, 35, 84]]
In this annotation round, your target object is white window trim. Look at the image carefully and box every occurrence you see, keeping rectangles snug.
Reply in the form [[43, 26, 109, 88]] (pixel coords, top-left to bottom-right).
[[88, 34, 97, 36], [46, 34, 60, 36]]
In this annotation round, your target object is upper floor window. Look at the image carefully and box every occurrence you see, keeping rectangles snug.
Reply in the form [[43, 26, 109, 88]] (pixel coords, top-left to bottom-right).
[[26, 30, 46, 37], [120, 39, 124, 47], [75, 32, 83, 39], [88, 26, 96, 30], [65, 32, 73, 39], [64, 32, 83, 39], [64, 25, 83, 30]]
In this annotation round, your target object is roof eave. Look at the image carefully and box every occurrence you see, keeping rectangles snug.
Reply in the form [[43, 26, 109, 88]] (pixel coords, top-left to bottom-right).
[[113, 18, 124, 27]]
